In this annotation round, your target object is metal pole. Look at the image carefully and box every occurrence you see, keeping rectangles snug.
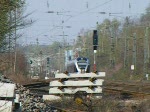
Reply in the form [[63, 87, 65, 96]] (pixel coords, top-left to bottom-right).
[[109, 25, 115, 68], [93, 51, 96, 71], [124, 27, 127, 68], [59, 46, 61, 72], [144, 27, 149, 78], [124, 17, 129, 69], [13, 6, 17, 74], [9, 4, 12, 72]]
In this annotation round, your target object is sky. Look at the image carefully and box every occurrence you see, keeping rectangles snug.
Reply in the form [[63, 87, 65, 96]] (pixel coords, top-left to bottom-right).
[[18, 0, 150, 45]]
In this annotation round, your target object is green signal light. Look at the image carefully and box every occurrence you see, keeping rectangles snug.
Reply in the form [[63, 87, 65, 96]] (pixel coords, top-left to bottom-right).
[[30, 60, 32, 64]]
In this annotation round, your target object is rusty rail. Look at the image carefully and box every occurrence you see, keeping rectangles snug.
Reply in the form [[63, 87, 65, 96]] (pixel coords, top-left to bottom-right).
[[103, 80, 150, 99]]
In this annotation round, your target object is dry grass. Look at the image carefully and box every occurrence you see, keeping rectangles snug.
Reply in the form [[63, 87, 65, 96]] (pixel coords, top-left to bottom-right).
[[47, 98, 150, 112], [7, 73, 32, 85]]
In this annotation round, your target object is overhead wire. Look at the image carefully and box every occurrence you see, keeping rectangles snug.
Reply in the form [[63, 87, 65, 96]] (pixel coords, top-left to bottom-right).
[[29, 0, 113, 40]]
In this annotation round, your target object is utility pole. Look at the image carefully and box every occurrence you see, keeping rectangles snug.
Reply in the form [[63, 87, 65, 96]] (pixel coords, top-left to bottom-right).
[[144, 27, 149, 78], [13, 5, 17, 74], [124, 17, 130, 69], [59, 45, 61, 72], [9, 3, 13, 73], [130, 33, 137, 79], [132, 33, 137, 70], [110, 25, 115, 68]]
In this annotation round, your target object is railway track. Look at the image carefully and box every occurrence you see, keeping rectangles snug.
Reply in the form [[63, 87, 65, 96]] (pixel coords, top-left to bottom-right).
[[21, 80, 150, 111], [103, 80, 150, 99], [23, 80, 150, 99], [23, 82, 49, 88], [22, 82, 86, 112], [45, 104, 86, 112], [22, 82, 50, 95]]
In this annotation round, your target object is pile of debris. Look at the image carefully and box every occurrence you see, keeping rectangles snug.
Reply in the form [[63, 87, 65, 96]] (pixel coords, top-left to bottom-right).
[[0, 75, 57, 112], [16, 84, 55, 112]]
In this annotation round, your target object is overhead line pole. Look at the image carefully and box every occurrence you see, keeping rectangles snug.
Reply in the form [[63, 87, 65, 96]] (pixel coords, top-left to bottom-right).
[[124, 17, 130, 69], [144, 27, 149, 78], [13, 5, 17, 74], [132, 33, 137, 70], [110, 24, 115, 68], [9, 2, 12, 73]]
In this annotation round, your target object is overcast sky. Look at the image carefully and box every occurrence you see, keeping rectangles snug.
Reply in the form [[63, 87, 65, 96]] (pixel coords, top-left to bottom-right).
[[19, 0, 150, 45]]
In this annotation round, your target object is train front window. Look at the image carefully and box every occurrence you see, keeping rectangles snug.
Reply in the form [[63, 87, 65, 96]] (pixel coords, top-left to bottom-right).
[[77, 63, 86, 68], [78, 65, 86, 68]]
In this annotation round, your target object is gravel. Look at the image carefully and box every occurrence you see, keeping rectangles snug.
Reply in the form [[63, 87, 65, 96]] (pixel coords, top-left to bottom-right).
[[0, 75, 58, 112], [15, 84, 58, 112]]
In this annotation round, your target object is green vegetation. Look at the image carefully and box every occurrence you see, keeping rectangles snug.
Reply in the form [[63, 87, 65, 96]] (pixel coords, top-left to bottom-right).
[[0, 0, 32, 76], [22, 4, 150, 81], [75, 4, 150, 81], [1, 1, 150, 81], [0, 0, 26, 47]]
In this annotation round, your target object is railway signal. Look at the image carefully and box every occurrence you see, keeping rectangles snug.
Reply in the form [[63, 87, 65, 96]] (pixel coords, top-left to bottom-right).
[[47, 57, 50, 64], [30, 60, 33, 64], [92, 30, 98, 71], [93, 30, 98, 51]]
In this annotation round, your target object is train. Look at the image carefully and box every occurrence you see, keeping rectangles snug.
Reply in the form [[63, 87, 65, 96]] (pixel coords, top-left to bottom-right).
[[66, 57, 90, 73]]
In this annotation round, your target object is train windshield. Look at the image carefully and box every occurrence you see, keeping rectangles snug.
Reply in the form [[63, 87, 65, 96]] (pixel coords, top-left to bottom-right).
[[77, 62, 87, 68], [77, 57, 87, 62]]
